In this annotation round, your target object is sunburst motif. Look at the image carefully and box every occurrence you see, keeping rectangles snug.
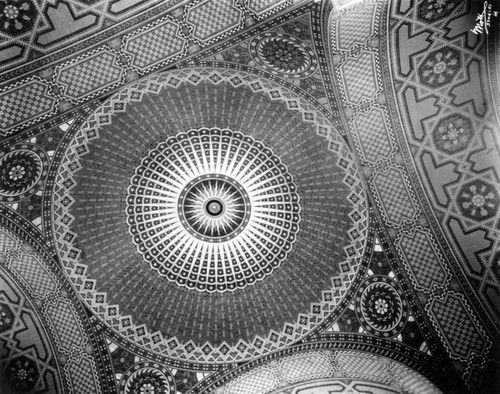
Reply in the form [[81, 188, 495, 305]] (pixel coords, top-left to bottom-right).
[[126, 128, 301, 292], [184, 179, 245, 237]]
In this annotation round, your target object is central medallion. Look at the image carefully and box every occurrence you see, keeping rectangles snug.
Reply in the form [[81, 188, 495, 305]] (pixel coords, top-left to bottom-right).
[[179, 175, 250, 241], [126, 128, 301, 292]]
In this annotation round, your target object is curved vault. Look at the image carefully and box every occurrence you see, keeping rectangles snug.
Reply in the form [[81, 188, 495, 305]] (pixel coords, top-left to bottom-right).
[[50, 67, 369, 366]]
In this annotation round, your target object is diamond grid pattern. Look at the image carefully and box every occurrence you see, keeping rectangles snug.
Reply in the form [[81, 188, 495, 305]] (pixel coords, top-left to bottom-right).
[[337, 3, 377, 50], [0, 230, 17, 255], [226, 367, 277, 394], [352, 107, 392, 164], [0, 81, 56, 131], [66, 357, 100, 394], [248, 0, 285, 15], [340, 51, 378, 105], [124, 20, 185, 70], [371, 168, 417, 227], [45, 299, 87, 353], [397, 230, 448, 292], [187, 0, 242, 42], [57, 51, 123, 100], [428, 294, 488, 360], [10, 252, 59, 298], [337, 352, 390, 383], [280, 352, 331, 383]]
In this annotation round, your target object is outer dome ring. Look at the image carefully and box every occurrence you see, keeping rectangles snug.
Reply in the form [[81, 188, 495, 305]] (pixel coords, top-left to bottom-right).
[[51, 68, 369, 366]]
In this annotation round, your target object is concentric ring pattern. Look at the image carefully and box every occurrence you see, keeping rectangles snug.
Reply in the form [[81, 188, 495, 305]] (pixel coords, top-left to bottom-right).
[[0, 143, 48, 202], [51, 69, 369, 365], [126, 128, 300, 292]]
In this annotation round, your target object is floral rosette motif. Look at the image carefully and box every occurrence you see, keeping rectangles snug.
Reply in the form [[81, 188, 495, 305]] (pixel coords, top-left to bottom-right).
[[5, 356, 39, 391], [250, 32, 318, 78], [0, 144, 48, 203], [355, 275, 408, 337], [457, 180, 499, 221], [0, 0, 36, 35], [419, 48, 460, 87], [433, 114, 472, 154], [119, 362, 175, 394]]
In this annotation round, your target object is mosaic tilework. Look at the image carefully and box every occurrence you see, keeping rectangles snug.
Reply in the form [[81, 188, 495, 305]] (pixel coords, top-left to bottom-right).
[[55, 47, 125, 102], [248, 0, 290, 16], [0, 79, 59, 135], [50, 68, 369, 365], [226, 367, 278, 394], [0, 226, 103, 393], [279, 352, 332, 383], [0, 265, 63, 393], [44, 298, 88, 354], [396, 228, 450, 293], [338, 50, 380, 106], [328, 1, 496, 390], [186, 0, 243, 44], [370, 167, 418, 227], [350, 106, 395, 165], [426, 292, 491, 362], [1, 0, 297, 138], [334, 2, 377, 50], [65, 356, 101, 394], [9, 251, 59, 298], [208, 349, 440, 394], [123, 18, 186, 72], [0, 143, 49, 203], [387, 0, 500, 331], [1, 0, 294, 77]]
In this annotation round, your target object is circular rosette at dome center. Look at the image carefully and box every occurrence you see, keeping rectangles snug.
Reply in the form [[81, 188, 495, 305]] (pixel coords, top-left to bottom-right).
[[125, 128, 301, 292]]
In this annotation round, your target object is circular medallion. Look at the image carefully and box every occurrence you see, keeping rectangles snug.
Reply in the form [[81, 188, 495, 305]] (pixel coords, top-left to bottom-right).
[[52, 69, 369, 365], [356, 276, 408, 337], [178, 176, 250, 241], [0, 0, 36, 36], [250, 32, 318, 78], [126, 128, 300, 292], [119, 362, 175, 394], [0, 144, 48, 202]]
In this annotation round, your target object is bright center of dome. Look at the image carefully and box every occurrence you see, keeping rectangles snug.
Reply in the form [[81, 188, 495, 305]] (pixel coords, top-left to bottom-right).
[[125, 128, 301, 292]]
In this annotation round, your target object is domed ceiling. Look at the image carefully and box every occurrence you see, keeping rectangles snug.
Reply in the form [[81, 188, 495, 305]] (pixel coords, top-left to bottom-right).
[[0, 0, 498, 393], [51, 68, 369, 364]]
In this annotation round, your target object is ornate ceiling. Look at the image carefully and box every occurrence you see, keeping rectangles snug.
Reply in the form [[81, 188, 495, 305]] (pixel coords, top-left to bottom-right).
[[0, 0, 498, 393]]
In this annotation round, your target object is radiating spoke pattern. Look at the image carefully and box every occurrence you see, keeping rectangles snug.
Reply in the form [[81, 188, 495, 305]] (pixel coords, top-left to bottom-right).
[[126, 128, 301, 292]]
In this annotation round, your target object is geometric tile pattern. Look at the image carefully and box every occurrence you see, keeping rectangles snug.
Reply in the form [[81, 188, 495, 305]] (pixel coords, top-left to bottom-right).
[[248, 0, 288, 16], [336, 352, 390, 383], [226, 367, 278, 394], [370, 167, 418, 227], [50, 68, 369, 365], [396, 228, 450, 293], [55, 48, 125, 102], [0, 226, 102, 393], [351, 106, 394, 165], [44, 298, 88, 354], [328, 1, 496, 391], [65, 356, 101, 394], [8, 251, 60, 298], [426, 292, 491, 362], [0, 265, 64, 393], [187, 0, 243, 43], [338, 51, 379, 106], [0, 79, 58, 134], [123, 19, 186, 72], [279, 352, 332, 383], [1, 0, 294, 138], [210, 349, 440, 394], [334, 3, 377, 51]]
